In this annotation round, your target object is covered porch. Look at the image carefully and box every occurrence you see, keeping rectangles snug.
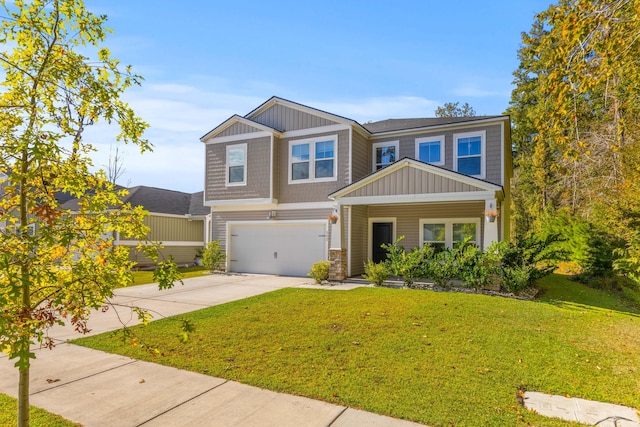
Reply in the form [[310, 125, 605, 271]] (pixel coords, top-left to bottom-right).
[[326, 159, 505, 279]]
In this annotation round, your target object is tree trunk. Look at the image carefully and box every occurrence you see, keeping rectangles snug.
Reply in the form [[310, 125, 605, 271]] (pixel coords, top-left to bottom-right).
[[18, 367, 29, 427]]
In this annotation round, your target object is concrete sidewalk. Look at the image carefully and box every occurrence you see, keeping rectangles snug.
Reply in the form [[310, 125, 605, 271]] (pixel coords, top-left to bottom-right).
[[0, 274, 423, 427]]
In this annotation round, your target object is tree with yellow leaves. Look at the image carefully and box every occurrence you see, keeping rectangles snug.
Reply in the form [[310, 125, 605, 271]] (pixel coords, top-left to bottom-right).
[[0, 1, 180, 425], [508, 0, 640, 276]]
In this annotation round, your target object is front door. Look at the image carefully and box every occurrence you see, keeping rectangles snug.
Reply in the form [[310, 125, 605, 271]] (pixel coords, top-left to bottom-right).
[[372, 222, 393, 263]]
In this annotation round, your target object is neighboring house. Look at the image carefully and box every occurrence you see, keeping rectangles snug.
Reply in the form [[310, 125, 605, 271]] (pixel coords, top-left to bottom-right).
[[201, 96, 512, 279], [61, 186, 208, 266]]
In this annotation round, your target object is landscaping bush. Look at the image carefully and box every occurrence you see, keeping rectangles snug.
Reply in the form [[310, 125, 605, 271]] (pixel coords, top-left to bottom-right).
[[202, 240, 226, 272], [382, 237, 434, 287], [362, 259, 390, 286], [308, 261, 330, 283], [488, 233, 560, 294], [457, 241, 497, 289]]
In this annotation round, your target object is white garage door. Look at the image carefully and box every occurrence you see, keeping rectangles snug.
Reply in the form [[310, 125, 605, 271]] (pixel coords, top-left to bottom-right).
[[229, 222, 327, 276]]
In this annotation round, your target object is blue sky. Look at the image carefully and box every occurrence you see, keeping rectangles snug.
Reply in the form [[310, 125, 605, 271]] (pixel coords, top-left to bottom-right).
[[83, 1, 552, 192]]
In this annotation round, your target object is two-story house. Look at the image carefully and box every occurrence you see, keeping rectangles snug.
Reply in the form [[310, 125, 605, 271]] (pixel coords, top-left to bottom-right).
[[201, 97, 511, 279]]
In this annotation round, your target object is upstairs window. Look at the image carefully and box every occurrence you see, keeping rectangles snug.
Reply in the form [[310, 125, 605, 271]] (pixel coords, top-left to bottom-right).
[[289, 135, 337, 183], [454, 130, 485, 179], [415, 136, 445, 166], [372, 141, 399, 171], [226, 143, 247, 186]]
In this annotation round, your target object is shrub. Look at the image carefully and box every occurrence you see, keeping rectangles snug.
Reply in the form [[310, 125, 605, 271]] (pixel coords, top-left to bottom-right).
[[308, 261, 330, 284], [382, 237, 434, 287], [457, 242, 496, 289], [488, 233, 560, 294], [362, 259, 389, 286], [202, 241, 226, 272]]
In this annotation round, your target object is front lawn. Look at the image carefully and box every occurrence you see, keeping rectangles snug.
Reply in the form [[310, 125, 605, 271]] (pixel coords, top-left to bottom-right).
[[0, 393, 79, 427], [74, 275, 640, 426]]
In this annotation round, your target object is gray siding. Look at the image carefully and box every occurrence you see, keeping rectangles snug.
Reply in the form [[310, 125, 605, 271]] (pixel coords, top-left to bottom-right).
[[372, 123, 504, 186], [278, 130, 350, 203], [205, 136, 271, 202], [351, 130, 370, 182], [251, 104, 338, 132], [349, 205, 368, 276], [217, 122, 262, 137], [344, 166, 484, 198], [210, 208, 333, 251]]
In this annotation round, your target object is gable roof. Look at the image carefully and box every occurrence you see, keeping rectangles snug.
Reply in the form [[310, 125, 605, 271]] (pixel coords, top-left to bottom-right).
[[200, 114, 280, 142], [245, 96, 357, 127], [329, 157, 502, 203]]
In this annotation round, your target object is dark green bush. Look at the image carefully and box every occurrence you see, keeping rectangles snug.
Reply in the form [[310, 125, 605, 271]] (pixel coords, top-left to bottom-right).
[[382, 236, 434, 287], [541, 210, 623, 278]]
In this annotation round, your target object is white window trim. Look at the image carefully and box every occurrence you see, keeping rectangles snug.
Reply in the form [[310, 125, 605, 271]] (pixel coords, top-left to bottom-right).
[[453, 130, 486, 179], [372, 140, 399, 172], [288, 135, 338, 184], [415, 135, 445, 166], [226, 143, 247, 187], [419, 218, 481, 249]]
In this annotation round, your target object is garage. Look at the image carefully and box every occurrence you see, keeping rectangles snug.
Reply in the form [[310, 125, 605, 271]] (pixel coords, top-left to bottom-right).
[[228, 222, 327, 276]]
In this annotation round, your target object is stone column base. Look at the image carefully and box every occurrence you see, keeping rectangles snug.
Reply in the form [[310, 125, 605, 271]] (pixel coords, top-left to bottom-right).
[[328, 248, 347, 281]]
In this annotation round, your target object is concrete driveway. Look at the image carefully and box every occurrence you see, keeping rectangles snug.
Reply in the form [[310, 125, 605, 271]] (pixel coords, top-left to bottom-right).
[[0, 273, 424, 427]]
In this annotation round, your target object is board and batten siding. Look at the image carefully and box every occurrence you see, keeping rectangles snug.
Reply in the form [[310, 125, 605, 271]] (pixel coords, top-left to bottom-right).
[[278, 130, 350, 204], [373, 123, 504, 186], [217, 122, 262, 138], [251, 103, 338, 132], [205, 136, 271, 202], [144, 215, 204, 242], [367, 202, 486, 250], [344, 167, 485, 198], [210, 208, 333, 251]]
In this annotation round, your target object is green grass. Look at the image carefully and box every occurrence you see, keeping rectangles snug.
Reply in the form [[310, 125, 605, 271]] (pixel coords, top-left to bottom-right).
[[131, 265, 208, 286], [74, 274, 640, 427], [0, 393, 79, 427]]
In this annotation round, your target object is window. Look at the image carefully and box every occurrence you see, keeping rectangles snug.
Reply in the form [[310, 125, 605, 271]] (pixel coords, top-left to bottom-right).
[[453, 130, 485, 178], [372, 141, 399, 171], [420, 219, 480, 250], [226, 143, 247, 186], [422, 222, 446, 252], [415, 136, 445, 166], [289, 135, 337, 183]]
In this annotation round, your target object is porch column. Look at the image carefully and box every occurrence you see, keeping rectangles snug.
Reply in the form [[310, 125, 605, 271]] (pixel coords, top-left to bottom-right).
[[328, 204, 347, 281], [483, 199, 499, 249]]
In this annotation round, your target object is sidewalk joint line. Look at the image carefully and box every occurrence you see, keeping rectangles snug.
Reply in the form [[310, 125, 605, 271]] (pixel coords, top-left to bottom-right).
[[326, 406, 349, 426], [31, 359, 139, 395], [136, 379, 230, 426]]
